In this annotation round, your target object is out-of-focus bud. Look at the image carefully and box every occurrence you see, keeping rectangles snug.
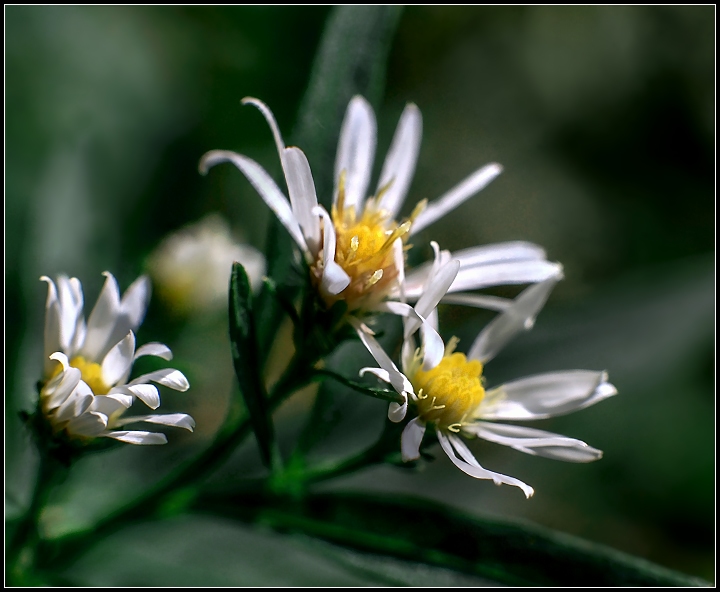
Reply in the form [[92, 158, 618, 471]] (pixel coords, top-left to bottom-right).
[[147, 213, 265, 316]]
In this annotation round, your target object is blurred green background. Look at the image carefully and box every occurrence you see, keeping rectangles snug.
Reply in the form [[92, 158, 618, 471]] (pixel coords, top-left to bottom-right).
[[6, 6, 714, 585]]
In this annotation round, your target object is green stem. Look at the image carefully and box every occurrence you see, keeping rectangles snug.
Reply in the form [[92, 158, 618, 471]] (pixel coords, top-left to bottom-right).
[[6, 453, 67, 584]]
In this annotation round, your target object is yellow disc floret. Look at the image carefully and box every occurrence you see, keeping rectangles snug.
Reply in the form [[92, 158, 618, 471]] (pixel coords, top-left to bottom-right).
[[410, 351, 485, 432], [50, 356, 111, 395], [312, 172, 425, 311]]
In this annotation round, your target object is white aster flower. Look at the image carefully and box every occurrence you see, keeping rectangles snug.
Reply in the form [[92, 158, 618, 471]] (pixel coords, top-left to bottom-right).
[[39, 272, 194, 445], [199, 96, 559, 315], [146, 213, 266, 316], [359, 264, 617, 498]]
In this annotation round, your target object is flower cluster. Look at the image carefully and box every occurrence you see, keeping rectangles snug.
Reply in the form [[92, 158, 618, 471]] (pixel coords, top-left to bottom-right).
[[39, 272, 194, 445], [199, 95, 617, 496]]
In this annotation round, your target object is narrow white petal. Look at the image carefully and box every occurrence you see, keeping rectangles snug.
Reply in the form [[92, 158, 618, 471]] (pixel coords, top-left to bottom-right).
[[480, 371, 617, 420], [388, 400, 408, 423], [66, 411, 108, 437], [377, 103, 422, 217], [113, 413, 195, 431], [104, 430, 168, 445], [43, 362, 82, 411], [118, 275, 151, 336], [440, 292, 513, 311], [199, 150, 309, 256], [437, 432, 534, 498], [334, 95, 376, 211], [411, 163, 503, 235], [353, 321, 410, 396], [134, 342, 173, 361], [40, 277, 62, 375], [468, 277, 560, 364], [450, 261, 564, 293], [129, 368, 190, 392], [315, 206, 351, 295], [54, 381, 92, 423], [420, 320, 445, 370], [401, 418, 426, 461], [56, 276, 84, 354], [467, 421, 603, 462], [82, 272, 121, 361], [101, 332, 136, 389], [451, 241, 548, 267], [405, 259, 460, 337], [242, 97, 286, 157], [283, 147, 321, 257]]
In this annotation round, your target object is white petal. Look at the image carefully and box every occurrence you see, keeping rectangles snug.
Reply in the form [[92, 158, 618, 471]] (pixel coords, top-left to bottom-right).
[[56, 276, 84, 355], [115, 383, 161, 410], [451, 241, 548, 267], [283, 147, 321, 257], [101, 332, 136, 388], [353, 321, 410, 396], [113, 413, 195, 431], [359, 367, 411, 423], [134, 342, 173, 361], [468, 277, 560, 364], [82, 272, 121, 361], [315, 206, 351, 295], [437, 431, 534, 498], [449, 260, 564, 293], [118, 275, 151, 336], [42, 359, 81, 411], [40, 277, 62, 375], [440, 292, 513, 311], [334, 95, 376, 211], [405, 259, 460, 337], [467, 421, 603, 462], [66, 411, 108, 438], [104, 430, 167, 445], [411, 163, 503, 235], [401, 418, 426, 461], [420, 320, 445, 371], [242, 97, 286, 156], [480, 370, 617, 420], [129, 368, 190, 392], [199, 150, 309, 256], [54, 381, 93, 423], [377, 103, 422, 217]]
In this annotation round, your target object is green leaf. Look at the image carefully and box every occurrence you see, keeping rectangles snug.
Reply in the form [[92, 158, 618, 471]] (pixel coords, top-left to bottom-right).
[[58, 513, 499, 586], [229, 262, 276, 469], [255, 5, 403, 359], [292, 5, 403, 206], [195, 491, 710, 587]]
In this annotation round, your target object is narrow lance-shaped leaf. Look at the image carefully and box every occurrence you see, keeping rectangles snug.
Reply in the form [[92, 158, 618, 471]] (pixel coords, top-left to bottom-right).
[[195, 491, 710, 587], [229, 262, 277, 469]]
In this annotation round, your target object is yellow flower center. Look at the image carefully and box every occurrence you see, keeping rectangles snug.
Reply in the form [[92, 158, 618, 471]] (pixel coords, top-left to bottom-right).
[[410, 351, 485, 432], [51, 355, 111, 395], [312, 174, 425, 311]]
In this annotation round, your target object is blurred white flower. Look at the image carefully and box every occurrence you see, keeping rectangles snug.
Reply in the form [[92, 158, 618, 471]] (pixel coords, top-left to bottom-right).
[[359, 258, 617, 498], [199, 96, 560, 315], [39, 273, 194, 445], [147, 213, 266, 316]]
